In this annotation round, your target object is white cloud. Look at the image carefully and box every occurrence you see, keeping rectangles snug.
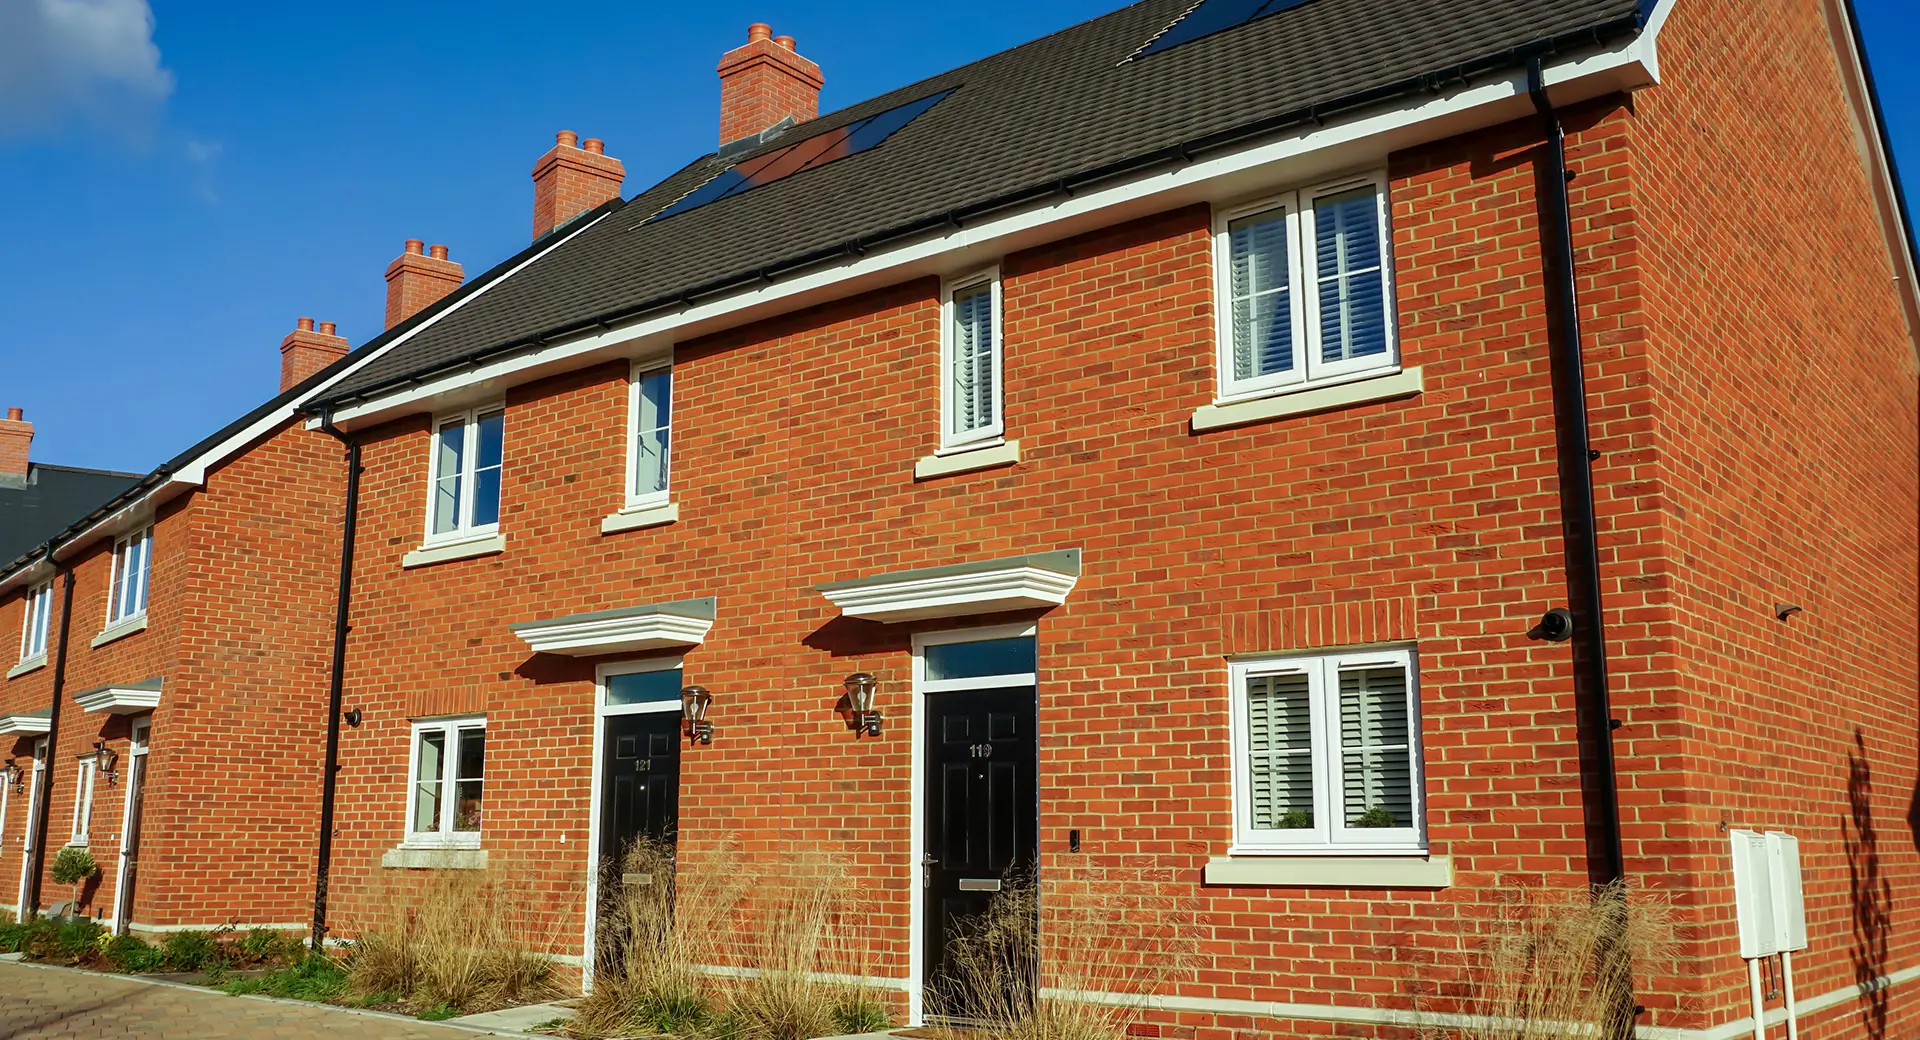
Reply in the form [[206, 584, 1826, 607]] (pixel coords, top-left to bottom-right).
[[0, 0, 173, 141], [184, 137, 221, 202]]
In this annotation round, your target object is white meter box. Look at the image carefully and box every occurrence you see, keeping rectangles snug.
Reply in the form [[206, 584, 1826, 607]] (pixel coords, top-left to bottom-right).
[[1729, 830, 1777, 959], [1766, 831, 1808, 952]]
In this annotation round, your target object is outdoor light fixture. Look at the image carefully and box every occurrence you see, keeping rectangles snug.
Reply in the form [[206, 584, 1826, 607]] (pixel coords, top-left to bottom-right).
[[681, 686, 714, 745], [2, 759, 20, 794], [843, 672, 883, 736], [343, 708, 363, 728], [92, 741, 120, 784], [1774, 603, 1804, 622], [1528, 607, 1575, 643]]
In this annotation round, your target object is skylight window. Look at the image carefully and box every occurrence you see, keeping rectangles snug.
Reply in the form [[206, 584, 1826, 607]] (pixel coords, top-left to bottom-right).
[[1134, 0, 1318, 58], [645, 88, 956, 224]]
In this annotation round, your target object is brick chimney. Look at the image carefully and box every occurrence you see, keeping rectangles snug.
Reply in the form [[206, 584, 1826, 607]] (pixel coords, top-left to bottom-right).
[[280, 318, 349, 392], [531, 131, 625, 240], [0, 408, 31, 479], [717, 24, 823, 148], [385, 239, 465, 329]]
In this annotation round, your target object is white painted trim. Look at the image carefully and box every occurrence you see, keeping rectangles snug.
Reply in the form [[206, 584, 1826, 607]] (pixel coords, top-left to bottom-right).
[[75, 684, 162, 715], [127, 920, 311, 934], [914, 440, 1020, 480], [514, 608, 711, 657], [422, 404, 505, 546], [403, 715, 487, 849], [17, 581, 51, 663], [68, 759, 96, 846], [89, 615, 149, 649], [1192, 366, 1422, 432], [401, 532, 507, 569], [623, 358, 675, 511], [103, 526, 152, 630], [380, 847, 490, 871], [600, 501, 680, 534], [16, 738, 46, 919], [319, 40, 1664, 435], [0, 714, 51, 735], [821, 562, 1078, 623], [111, 718, 149, 935], [694, 963, 914, 992], [938, 266, 1005, 453], [6, 657, 45, 681], [1203, 854, 1450, 888], [0, 209, 618, 599]]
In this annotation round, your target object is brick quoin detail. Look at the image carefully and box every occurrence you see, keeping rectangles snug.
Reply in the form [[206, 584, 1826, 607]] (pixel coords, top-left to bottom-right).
[[530, 131, 625, 241], [717, 23, 823, 146], [384, 240, 464, 329]]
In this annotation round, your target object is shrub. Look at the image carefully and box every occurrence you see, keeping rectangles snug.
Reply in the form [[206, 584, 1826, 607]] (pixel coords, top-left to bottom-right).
[[224, 952, 349, 1002], [160, 929, 221, 972], [49, 918, 104, 961], [0, 921, 26, 954], [101, 933, 164, 973], [238, 927, 294, 964], [50, 847, 99, 886]]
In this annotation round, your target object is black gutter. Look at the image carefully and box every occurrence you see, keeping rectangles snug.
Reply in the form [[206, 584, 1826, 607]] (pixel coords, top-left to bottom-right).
[[314, 10, 1657, 410], [309, 409, 362, 952], [22, 545, 75, 920], [1527, 59, 1635, 1040]]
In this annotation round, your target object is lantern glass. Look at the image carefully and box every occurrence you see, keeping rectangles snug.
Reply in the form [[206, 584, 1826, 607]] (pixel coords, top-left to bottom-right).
[[843, 673, 876, 714], [681, 686, 711, 723]]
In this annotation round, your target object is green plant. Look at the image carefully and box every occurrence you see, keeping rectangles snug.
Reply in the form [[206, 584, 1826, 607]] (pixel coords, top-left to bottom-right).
[[0, 921, 27, 954], [101, 933, 165, 973], [49, 847, 98, 886], [238, 927, 292, 964], [830, 991, 893, 1034], [418, 1004, 460, 1021], [160, 929, 221, 972], [223, 952, 349, 1002], [1277, 808, 1312, 829], [51, 918, 103, 960], [1353, 805, 1396, 828]]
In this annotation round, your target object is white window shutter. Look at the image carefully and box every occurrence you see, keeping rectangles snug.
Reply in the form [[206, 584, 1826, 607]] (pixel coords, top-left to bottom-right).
[[951, 284, 995, 435], [1338, 663, 1413, 829], [1227, 208, 1295, 381], [1245, 671, 1315, 831], [1312, 186, 1388, 364]]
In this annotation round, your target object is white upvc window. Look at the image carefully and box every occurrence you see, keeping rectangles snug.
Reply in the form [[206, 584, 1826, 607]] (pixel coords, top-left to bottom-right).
[[70, 757, 97, 846], [1228, 645, 1424, 854], [1213, 172, 1396, 402], [406, 716, 486, 848], [426, 406, 505, 542], [106, 527, 152, 627], [626, 362, 673, 509], [939, 268, 1004, 453], [18, 581, 51, 663]]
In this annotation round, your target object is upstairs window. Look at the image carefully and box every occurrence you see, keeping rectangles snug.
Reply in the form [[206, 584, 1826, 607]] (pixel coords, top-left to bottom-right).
[[940, 269, 1004, 452], [427, 406, 505, 541], [408, 716, 486, 847], [18, 581, 51, 662], [627, 363, 673, 508], [1215, 174, 1395, 401], [106, 527, 152, 627], [1229, 645, 1423, 853]]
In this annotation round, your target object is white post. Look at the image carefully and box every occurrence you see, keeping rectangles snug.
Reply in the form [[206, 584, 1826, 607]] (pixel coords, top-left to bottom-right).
[[1749, 958, 1768, 1040], [1780, 951, 1800, 1040]]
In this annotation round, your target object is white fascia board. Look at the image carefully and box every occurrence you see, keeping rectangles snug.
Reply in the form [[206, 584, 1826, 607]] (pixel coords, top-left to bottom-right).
[[512, 599, 716, 657], [0, 713, 52, 735], [0, 212, 617, 596], [74, 682, 163, 715], [324, 35, 1665, 433], [822, 564, 1080, 623]]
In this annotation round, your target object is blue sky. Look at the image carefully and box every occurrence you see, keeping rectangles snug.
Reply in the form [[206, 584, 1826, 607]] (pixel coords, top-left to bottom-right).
[[1, 0, 1915, 474]]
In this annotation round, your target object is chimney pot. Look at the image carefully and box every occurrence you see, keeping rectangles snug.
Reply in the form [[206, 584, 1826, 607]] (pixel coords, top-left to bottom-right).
[[583, 138, 605, 155], [5, 408, 19, 422], [748, 22, 772, 41], [531, 131, 625, 240], [318, 321, 337, 336], [429, 244, 448, 260], [556, 129, 578, 148], [406, 238, 424, 255], [774, 34, 795, 50], [718, 24, 824, 147], [386, 239, 466, 329], [297, 316, 315, 332], [280, 316, 350, 392]]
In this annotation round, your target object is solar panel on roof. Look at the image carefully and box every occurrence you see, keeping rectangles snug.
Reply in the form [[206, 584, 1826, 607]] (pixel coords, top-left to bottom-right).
[[646, 89, 957, 224], [1134, 0, 1318, 58]]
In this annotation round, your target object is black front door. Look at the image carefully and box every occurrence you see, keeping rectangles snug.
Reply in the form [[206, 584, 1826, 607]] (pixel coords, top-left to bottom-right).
[[599, 711, 683, 866], [923, 685, 1039, 1013]]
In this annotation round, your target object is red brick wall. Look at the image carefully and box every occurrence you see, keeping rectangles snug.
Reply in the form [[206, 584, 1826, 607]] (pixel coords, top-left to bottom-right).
[[325, 101, 1696, 1034], [1627, 0, 1920, 1035]]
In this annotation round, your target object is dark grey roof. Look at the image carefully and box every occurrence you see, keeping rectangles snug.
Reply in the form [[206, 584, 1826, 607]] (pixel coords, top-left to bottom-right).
[[510, 596, 718, 631], [817, 549, 1081, 592], [71, 676, 164, 701], [0, 464, 142, 568], [320, 0, 1650, 403]]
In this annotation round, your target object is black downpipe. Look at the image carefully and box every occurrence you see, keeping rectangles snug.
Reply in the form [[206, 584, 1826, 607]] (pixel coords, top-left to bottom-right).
[[23, 548, 75, 919], [310, 411, 362, 951], [1528, 60, 1635, 1039]]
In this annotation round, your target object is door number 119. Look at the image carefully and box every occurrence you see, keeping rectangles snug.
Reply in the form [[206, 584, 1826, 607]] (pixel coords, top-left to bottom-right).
[[968, 744, 993, 759]]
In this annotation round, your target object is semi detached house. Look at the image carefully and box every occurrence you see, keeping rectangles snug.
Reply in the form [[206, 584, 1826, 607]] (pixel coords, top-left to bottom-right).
[[3, 0, 1917, 1036]]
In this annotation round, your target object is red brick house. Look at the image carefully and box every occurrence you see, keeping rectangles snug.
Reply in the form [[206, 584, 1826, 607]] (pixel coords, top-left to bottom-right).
[[6, 0, 1918, 1037]]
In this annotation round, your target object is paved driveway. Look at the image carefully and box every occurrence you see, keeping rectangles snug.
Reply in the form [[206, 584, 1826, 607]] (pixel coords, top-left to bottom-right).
[[0, 961, 504, 1039]]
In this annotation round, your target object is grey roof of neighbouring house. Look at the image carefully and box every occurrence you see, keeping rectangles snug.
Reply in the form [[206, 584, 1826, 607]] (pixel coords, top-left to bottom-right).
[[316, 0, 1652, 405], [0, 464, 142, 568]]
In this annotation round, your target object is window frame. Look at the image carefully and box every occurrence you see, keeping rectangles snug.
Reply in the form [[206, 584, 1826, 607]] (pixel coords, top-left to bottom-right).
[[1227, 644, 1425, 856], [937, 266, 1006, 454], [404, 715, 487, 849], [624, 360, 674, 511], [18, 581, 51, 664], [105, 527, 152, 628], [69, 756, 97, 846], [422, 405, 506, 545], [1212, 171, 1398, 403]]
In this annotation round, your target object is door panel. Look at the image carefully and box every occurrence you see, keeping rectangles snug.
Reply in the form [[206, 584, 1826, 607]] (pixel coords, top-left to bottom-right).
[[116, 752, 148, 933], [600, 713, 682, 864], [923, 685, 1038, 1014]]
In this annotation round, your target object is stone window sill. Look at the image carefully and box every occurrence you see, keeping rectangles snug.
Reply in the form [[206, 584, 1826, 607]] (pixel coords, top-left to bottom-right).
[[91, 616, 149, 649], [1191, 367, 1424, 433], [7, 656, 46, 680], [402, 532, 507, 569], [1202, 853, 1451, 889], [914, 439, 1020, 480], [381, 846, 488, 871], [601, 501, 680, 534]]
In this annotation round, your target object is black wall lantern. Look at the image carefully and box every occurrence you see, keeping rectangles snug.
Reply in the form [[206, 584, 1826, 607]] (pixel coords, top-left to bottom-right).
[[681, 686, 714, 745], [843, 672, 882, 737], [92, 741, 120, 785]]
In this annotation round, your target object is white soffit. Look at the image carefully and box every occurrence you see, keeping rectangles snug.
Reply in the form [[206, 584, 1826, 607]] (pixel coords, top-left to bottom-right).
[[512, 596, 716, 657], [818, 549, 1081, 623], [0, 711, 52, 734], [74, 677, 163, 715]]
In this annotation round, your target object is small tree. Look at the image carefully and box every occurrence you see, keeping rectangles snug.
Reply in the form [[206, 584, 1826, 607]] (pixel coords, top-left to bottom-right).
[[50, 847, 98, 914]]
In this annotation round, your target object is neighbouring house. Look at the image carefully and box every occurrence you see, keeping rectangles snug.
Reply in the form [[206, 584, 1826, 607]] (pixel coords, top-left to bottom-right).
[[278, 0, 1917, 1037]]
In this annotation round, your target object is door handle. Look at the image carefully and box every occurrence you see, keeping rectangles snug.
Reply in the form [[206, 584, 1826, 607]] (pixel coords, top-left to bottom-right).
[[921, 854, 938, 889]]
